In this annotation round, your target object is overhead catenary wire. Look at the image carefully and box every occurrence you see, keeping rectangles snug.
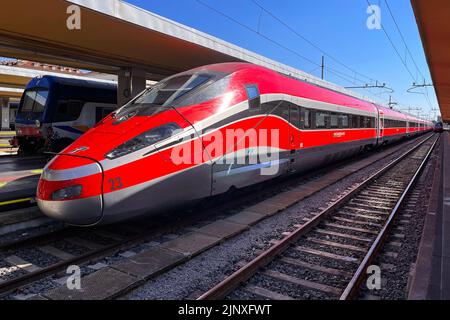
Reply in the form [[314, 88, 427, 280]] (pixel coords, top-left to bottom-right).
[[384, 0, 425, 81], [384, 0, 434, 111], [251, 0, 380, 85], [195, 0, 391, 104], [366, 0, 434, 114]]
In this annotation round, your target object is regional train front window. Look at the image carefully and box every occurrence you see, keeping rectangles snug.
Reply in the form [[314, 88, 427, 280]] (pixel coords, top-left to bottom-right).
[[21, 89, 49, 113]]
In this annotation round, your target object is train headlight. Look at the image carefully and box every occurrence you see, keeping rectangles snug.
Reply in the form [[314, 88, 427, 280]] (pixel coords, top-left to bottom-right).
[[105, 123, 181, 159], [51, 185, 82, 200]]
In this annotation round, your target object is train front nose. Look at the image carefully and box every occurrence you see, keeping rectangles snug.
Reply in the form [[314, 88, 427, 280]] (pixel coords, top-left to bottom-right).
[[36, 156, 104, 226]]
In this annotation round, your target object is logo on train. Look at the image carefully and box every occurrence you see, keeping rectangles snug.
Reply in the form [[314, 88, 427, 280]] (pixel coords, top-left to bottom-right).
[[170, 128, 281, 176]]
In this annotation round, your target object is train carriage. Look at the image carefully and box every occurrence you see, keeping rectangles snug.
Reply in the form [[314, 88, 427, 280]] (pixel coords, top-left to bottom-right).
[[12, 75, 117, 154], [36, 63, 432, 226]]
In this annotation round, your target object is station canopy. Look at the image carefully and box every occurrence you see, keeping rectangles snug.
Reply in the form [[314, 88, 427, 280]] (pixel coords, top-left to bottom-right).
[[0, 0, 374, 103], [412, 0, 450, 122]]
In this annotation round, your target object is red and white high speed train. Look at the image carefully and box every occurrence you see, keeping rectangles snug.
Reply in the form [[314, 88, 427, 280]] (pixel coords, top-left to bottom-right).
[[37, 63, 432, 226]]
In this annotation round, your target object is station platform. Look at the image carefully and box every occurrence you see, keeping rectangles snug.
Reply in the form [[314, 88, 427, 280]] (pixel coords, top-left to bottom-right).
[[409, 131, 450, 299], [0, 155, 46, 208], [0, 131, 17, 156]]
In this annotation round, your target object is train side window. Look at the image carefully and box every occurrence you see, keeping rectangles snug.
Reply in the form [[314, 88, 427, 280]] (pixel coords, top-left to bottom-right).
[[304, 109, 311, 129], [359, 116, 364, 128], [316, 111, 329, 129], [340, 114, 349, 128], [245, 84, 260, 109], [355, 116, 360, 128], [273, 101, 290, 121], [330, 113, 339, 128], [365, 116, 370, 128], [289, 105, 300, 128], [310, 110, 317, 129], [54, 100, 83, 122], [300, 108, 311, 129], [348, 114, 354, 128]]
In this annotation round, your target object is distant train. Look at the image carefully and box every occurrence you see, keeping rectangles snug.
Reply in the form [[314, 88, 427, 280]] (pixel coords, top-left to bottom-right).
[[434, 121, 444, 133], [36, 63, 433, 226], [11, 75, 117, 154]]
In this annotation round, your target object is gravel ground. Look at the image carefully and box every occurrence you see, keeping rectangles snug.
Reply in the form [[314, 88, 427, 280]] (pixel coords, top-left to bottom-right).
[[270, 260, 350, 288], [249, 273, 334, 300], [2, 247, 61, 268], [0, 221, 65, 247], [0, 135, 431, 300], [296, 239, 363, 258], [357, 139, 438, 300], [0, 260, 26, 281], [3, 263, 102, 299], [283, 248, 357, 271], [74, 232, 117, 246], [123, 137, 432, 300], [308, 230, 371, 247], [50, 240, 88, 256]]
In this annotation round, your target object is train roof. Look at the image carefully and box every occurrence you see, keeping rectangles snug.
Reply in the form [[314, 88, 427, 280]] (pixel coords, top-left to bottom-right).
[[25, 75, 117, 91], [377, 106, 407, 119], [194, 63, 431, 124]]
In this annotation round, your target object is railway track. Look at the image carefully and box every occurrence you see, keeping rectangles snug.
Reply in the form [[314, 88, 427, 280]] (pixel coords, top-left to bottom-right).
[[198, 134, 439, 300], [0, 134, 435, 299]]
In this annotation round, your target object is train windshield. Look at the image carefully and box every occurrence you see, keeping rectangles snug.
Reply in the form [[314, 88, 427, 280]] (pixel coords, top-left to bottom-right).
[[135, 74, 212, 107], [114, 71, 230, 122], [20, 89, 49, 113]]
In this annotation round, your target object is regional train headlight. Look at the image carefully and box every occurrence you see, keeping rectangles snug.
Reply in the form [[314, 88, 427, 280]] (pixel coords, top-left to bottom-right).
[[51, 185, 83, 200], [105, 123, 182, 159]]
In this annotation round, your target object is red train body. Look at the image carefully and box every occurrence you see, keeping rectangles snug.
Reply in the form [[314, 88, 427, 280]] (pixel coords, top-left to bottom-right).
[[36, 63, 432, 225]]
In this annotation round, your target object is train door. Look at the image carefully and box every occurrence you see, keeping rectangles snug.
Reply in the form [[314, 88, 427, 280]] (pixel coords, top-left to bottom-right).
[[288, 104, 300, 171], [378, 110, 384, 145]]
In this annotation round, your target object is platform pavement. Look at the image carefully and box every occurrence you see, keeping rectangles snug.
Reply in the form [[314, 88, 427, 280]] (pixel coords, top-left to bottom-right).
[[0, 156, 46, 203], [409, 131, 450, 299]]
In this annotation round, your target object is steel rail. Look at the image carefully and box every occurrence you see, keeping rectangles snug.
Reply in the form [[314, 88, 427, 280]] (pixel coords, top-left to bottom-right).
[[339, 134, 439, 299], [0, 134, 434, 299], [198, 134, 437, 300]]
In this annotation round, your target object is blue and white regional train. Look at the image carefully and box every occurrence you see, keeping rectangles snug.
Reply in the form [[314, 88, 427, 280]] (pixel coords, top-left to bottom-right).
[[11, 75, 117, 154]]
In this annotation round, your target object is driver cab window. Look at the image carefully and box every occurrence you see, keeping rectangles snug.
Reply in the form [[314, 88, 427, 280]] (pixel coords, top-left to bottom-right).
[[54, 100, 83, 122], [21, 89, 49, 113]]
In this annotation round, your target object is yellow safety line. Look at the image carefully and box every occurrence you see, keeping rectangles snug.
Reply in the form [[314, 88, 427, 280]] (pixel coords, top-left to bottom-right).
[[0, 198, 33, 206], [0, 182, 7, 188], [0, 132, 15, 136], [30, 169, 43, 174]]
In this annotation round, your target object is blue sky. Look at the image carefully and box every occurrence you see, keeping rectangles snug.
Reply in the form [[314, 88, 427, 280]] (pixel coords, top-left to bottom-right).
[[127, 0, 439, 119]]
